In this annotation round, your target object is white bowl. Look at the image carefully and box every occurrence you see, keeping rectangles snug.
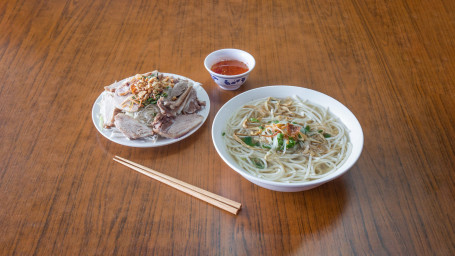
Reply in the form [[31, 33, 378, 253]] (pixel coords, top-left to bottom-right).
[[204, 49, 255, 90], [212, 86, 364, 192]]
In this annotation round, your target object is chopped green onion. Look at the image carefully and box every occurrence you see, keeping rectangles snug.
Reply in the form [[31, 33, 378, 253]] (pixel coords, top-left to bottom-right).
[[286, 137, 296, 149], [241, 136, 259, 147], [303, 125, 311, 134], [323, 133, 331, 138], [253, 158, 265, 169], [249, 117, 259, 122], [222, 132, 225, 136], [277, 133, 284, 149]]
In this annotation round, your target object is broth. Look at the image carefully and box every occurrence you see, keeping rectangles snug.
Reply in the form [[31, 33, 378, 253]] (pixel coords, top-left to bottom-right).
[[211, 60, 249, 75]]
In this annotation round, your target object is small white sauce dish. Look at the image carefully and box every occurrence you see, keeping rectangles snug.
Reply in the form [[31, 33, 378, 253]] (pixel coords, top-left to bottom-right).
[[204, 48, 255, 90]]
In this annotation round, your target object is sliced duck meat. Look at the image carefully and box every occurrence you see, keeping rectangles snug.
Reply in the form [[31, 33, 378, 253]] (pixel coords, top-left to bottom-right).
[[157, 85, 205, 117], [104, 80, 124, 92], [143, 70, 159, 78], [115, 81, 131, 96], [157, 85, 193, 116], [169, 80, 189, 99], [113, 80, 140, 112], [151, 113, 174, 132], [181, 87, 206, 114], [151, 113, 204, 139], [113, 93, 141, 112], [114, 113, 155, 139], [101, 93, 121, 128]]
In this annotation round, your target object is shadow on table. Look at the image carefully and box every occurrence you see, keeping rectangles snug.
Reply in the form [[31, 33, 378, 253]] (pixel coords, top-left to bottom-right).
[[237, 177, 348, 237]]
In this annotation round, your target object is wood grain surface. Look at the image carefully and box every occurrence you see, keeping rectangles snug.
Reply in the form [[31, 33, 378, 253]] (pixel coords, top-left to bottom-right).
[[1, 0, 454, 255]]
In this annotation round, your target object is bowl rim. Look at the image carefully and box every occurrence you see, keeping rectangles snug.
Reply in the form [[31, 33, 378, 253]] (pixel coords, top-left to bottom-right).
[[212, 85, 364, 188], [204, 48, 256, 78]]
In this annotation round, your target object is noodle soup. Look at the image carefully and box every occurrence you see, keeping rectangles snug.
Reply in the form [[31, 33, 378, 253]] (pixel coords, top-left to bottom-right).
[[224, 96, 352, 183]]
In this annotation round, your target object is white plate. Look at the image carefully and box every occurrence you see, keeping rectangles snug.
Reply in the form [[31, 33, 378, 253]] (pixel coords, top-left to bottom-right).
[[212, 86, 363, 192], [92, 73, 210, 147]]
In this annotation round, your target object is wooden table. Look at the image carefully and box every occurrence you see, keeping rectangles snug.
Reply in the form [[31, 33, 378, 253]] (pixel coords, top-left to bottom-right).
[[1, 0, 454, 255]]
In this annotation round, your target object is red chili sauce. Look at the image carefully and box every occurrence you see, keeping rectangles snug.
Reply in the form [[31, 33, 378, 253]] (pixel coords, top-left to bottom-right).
[[210, 60, 249, 75]]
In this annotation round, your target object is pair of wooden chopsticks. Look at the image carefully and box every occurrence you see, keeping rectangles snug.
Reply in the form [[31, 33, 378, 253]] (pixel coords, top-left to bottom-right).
[[113, 156, 241, 215]]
